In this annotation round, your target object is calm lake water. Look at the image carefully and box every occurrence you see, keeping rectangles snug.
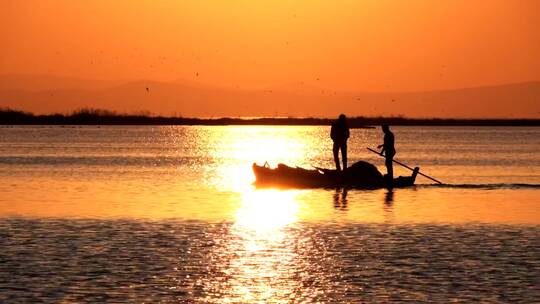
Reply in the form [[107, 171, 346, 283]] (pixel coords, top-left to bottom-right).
[[0, 126, 539, 303]]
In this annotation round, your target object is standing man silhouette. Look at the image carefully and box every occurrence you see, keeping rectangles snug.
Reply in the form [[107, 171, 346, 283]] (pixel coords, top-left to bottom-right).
[[377, 124, 396, 185], [330, 114, 350, 171]]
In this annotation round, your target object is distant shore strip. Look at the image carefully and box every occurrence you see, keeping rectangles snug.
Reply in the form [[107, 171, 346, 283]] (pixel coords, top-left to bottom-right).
[[1, 108, 539, 126]]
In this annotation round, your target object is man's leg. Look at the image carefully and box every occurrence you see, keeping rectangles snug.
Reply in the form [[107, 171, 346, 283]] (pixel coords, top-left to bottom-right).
[[385, 156, 393, 184], [341, 142, 347, 170], [333, 142, 341, 171]]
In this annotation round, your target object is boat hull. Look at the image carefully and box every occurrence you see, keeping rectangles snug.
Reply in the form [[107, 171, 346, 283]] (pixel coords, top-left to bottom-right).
[[253, 161, 418, 189]]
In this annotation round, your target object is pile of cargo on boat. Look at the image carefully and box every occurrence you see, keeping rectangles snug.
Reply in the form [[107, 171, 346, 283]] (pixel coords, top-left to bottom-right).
[[252, 160, 419, 189]]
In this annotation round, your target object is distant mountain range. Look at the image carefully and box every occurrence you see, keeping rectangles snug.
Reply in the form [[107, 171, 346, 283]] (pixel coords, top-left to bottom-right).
[[1, 74, 539, 118]]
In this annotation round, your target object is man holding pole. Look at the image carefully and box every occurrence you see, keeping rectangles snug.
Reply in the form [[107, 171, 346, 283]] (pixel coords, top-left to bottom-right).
[[367, 125, 442, 185], [377, 124, 395, 185]]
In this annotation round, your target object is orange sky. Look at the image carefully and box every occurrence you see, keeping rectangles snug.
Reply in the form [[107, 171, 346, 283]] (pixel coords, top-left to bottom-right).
[[1, 1, 540, 118], [2, 0, 540, 91]]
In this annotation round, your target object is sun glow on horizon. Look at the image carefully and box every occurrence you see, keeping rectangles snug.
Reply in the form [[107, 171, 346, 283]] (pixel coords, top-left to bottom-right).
[[210, 126, 322, 192]]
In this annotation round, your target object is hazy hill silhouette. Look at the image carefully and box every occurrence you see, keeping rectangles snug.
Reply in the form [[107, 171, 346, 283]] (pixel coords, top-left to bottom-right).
[[0, 74, 127, 91], [0, 74, 538, 118]]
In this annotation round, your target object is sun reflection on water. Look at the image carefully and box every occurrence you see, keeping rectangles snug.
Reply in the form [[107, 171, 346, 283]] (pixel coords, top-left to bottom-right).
[[214, 189, 303, 302], [207, 126, 317, 302], [235, 189, 300, 234]]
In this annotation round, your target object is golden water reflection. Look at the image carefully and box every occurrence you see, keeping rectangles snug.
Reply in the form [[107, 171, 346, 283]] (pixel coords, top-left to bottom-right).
[[0, 126, 538, 224], [235, 189, 300, 234], [208, 121, 339, 301], [204, 187, 342, 303], [1, 126, 539, 302], [213, 190, 301, 302]]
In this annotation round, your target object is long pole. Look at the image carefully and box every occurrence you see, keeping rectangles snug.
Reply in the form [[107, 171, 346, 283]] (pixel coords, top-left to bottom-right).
[[367, 147, 443, 184]]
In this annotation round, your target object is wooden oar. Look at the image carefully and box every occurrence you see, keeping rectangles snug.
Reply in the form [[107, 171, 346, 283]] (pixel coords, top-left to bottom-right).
[[367, 147, 443, 184]]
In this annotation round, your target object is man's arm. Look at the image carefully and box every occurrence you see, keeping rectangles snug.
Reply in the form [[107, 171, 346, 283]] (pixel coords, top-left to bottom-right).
[[378, 138, 385, 155]]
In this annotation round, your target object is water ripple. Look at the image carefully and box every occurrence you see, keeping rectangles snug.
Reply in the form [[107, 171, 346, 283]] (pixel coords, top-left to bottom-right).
[[0, 219, 538, 303]]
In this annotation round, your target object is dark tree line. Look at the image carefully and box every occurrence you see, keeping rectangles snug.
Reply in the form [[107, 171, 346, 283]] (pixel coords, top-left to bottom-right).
[[1, 108, 538, 126]]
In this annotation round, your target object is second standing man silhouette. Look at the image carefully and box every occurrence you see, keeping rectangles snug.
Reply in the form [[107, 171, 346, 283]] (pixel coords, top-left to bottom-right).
[[378, 124, 396, 184]]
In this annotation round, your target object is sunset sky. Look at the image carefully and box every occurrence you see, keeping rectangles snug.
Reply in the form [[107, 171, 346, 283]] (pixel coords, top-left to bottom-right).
[[1, 0, 539, 116]]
